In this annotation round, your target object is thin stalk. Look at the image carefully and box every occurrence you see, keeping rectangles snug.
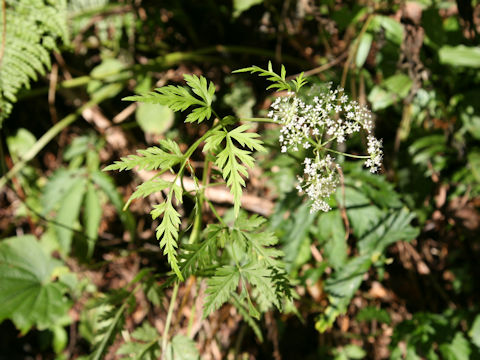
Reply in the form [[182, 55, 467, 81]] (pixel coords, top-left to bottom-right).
[[161, 281, 179, 360], [0, 94, 110, 189], [325, 148, 369, 159], [340, 14, 374, 89], [239, 117, 276, 123]]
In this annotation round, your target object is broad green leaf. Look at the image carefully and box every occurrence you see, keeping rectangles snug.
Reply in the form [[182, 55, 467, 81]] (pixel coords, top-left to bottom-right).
[[0, 235, 71, 333], [6, 128, 36, 162], [368, 74, 413, 111], [470, 315, 480, 348], [117, 323, 160, 360], [232, 0, 263, 18], [84, 181, 102, 257], [371, 15, 404, 45], [42, 168, 85, 215], [317, 209, 347, 270], [54, 176, 87, 253], [165, 335, 199, 360], [439, 332, 471, 360], [136, 103, 174, 135], [355, 32, 373, 68], [90, 171, 135, 240], [439, 46, 480, 68]]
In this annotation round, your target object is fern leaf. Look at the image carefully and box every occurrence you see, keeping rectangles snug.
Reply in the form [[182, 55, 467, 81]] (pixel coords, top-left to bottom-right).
[[151, 194, 183, 280], [241, 262, 280, 311], [0, 0, 68, 125], [123, 74, 215, 124], [206, 126, 265, 217], [103, 140, 182, 172], [233, 61, 292, 92], [124, 178, 171, 209], [203, 265, 240, 317], [180, 224, 226, 277], [183, 74, 215, 106], [91, 303, 127, 360]]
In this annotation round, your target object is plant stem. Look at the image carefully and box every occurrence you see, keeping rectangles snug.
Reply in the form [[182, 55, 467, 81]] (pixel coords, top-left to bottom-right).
[[161, 281, 179, 360], [325, 148, 369, 159], [340, 14, 374, 89], [0, 94, 110, 189], [239, 117, 276, 123]]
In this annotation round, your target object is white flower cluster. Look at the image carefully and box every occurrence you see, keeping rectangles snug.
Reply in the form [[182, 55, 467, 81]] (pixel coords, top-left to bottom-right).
[[296, 155, 340, 212], [268, 84, 383, 212]]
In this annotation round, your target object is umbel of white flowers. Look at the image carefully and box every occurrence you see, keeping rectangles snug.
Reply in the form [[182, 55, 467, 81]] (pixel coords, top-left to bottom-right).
[[268, 84, 383, 212]]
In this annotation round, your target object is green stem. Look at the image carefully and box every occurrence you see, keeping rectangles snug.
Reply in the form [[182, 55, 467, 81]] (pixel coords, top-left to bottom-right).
[[239, 117, 276, 123], [325, 148, 369, 159], [0, 94, 110, 189], [161, 281, 179, 360]]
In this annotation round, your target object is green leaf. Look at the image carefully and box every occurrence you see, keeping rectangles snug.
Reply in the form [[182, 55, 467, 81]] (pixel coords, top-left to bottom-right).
[[203, 265, 240, 317], [439, 332, 471, 360], [180, 224, 225, 277], [368, 74, 413, 111], [318, 209, 347, 270], [126, 178, 172, 209], [208, 126, 265, 217], [54, 176, 87, 253], [232, 0, 263, 18], [90, 171, 136, 240], [470, 315, 480, 348], [355, 32, 373, 68], [439, 46, 480, 68], [104, 139, 182, 172], [183, 74, 215, 106], [117, 323, 160, 360], [136, 103, 174, 135], [152, 196, 183, 280], [234, 61, 293, 92], [124, 74, 215, 124], [165, 335, 199, 360], [0, 235, 71, 334], [241, 262, 280, 312], [84, 181, 102, 257]]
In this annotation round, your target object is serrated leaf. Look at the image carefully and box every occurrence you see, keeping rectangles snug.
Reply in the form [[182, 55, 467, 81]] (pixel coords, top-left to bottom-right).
[[203, 265, 240, 317], [234, 62, 292, 92], [104, 141, 183, 172], [152, 197, 183, 280], [0, 236, 71, 334]]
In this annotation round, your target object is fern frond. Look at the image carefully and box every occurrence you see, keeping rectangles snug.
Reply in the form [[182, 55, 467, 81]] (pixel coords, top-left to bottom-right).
[[233, 61, 292, 92], [180, 224, 226, 277], [203, 265, 240, 317], [124, 178, 171, 209], [205, 125, 265, 217], [241, 262, 281, 311], [0, 0, 68, 125], [123, 74, 216, 124], [103, 139, 183, 172], [151, 197, 183, 280], [116, 323, 160, 360], [91, 303, 127, 360]]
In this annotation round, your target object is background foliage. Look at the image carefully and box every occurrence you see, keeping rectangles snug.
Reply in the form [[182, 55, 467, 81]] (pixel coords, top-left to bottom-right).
[[0, 0, 480, 359]]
